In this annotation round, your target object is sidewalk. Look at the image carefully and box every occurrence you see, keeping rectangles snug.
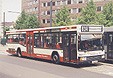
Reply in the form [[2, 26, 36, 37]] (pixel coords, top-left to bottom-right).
[[0, 44, 9, 55]]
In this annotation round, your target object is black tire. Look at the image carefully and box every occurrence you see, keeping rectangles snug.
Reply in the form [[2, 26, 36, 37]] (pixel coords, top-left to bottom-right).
[[52, 54, 60, 64], [17, 49, 22, 57]]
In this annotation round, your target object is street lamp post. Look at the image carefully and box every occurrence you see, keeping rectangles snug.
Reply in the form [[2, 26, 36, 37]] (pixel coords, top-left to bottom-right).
[[3, 12, 5, 38], [3, 11, 20, 37], [50, 0, 53, 27]]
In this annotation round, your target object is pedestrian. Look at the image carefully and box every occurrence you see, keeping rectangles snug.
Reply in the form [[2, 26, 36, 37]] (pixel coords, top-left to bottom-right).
[[0, 36, 1, 44], [1, 37, 7, 46]]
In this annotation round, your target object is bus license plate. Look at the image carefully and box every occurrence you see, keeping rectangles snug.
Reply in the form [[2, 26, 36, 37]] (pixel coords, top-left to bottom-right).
[[92, 60, 98, 64]]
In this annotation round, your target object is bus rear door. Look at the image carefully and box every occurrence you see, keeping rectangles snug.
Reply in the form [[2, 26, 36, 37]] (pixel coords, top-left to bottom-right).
[[62, 32, 77, 62], [26, 31, 34, 57]]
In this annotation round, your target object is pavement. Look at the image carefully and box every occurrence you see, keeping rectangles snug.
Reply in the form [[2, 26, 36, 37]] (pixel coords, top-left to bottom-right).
[[82, 62, 113, 76], [0, 44, 113, 77], [0, 44, 9, 55]]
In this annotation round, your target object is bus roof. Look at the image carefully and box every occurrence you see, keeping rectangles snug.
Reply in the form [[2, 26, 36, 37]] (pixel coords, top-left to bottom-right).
[[6, 25, 103, 35], [104, 27, 113, 32], [6, 25, 78, 35]]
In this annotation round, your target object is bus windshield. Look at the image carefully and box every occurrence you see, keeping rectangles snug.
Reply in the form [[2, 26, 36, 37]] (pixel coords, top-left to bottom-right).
[[78, 34, 103, 51]]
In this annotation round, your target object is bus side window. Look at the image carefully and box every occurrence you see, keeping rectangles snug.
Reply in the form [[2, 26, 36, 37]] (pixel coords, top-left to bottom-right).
[[7, 38, 13, 43], [14, 37, 19, 42], [44, 38, 49, 48], [34, 38, 39, 48], [56, 42, 62, 49], [19, 34, 26, 46], [56, 34, 62, 49]]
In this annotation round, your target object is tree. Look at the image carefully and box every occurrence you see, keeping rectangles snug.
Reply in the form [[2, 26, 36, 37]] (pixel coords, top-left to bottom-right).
[[102, 2, 113, 27], [3, 26, 10, 31], [77, 0, 97, 24], [25, 14, 40, 29], [95, 13, 106, 25], [53, 6, 72, 26], [15, 11, 27, 29], [15, 11, 40, 29]]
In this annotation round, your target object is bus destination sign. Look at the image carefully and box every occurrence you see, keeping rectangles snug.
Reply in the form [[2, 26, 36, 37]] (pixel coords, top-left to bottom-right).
[[81, 26, 103, 32]]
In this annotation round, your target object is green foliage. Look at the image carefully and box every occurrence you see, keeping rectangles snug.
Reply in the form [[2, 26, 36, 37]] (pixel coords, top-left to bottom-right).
[[15, 11, 40, 29], [77, 0, 99, 24], [15, 11, 27, 29], [53, 6, 72, 26], [102, 2, 113, 27], [3, 26, 10, 31], [77, 0, 113, 27], [95, 13, 106, 25], [25, 14, 40, 29]]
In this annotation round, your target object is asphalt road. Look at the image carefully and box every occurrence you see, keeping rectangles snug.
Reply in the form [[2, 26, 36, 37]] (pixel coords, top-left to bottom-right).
[[0, 54, 113, 78]]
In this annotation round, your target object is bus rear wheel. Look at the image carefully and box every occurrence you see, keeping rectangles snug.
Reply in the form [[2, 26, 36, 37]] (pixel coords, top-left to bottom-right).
[[17, 49, 22, 57], [52, 54, 60, 64]]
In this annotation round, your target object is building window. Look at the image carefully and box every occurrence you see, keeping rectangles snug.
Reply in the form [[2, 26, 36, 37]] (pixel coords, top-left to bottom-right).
[[56, 1, 61, 6], [35, 0, 37, 2], [47, 19, 50, 23], [42, 19, 46, 23], [35, 7, 38, 11], [42, 3, 47, 7], [72, 0, 77, 4], [47, 11, 50, 15], [47, 2, 50, 6], [67, 0, 71, 4], [52, 2, 55, 6], [69, 9, 71, 13], [78, 0, 83, 3], [97, 6, 101, 11], [78, 8, 82, 13], [62, 0, 67, 5], [72, 8, 77, 13]]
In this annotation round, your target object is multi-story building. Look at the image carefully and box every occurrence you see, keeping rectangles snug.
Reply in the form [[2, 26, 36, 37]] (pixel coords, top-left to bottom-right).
[[22, 0, 113, 27], [0, 0, 3, 38]]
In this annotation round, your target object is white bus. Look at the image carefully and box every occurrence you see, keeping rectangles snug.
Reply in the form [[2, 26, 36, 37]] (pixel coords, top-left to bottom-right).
[[6, 25, 105, 64]]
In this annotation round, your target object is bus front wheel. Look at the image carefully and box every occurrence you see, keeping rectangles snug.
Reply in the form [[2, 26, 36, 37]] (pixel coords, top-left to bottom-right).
[[52, 54, 60, 64]]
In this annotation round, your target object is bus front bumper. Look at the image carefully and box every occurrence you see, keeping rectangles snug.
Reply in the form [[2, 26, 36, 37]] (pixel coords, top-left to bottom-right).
[[79, 55, 105, 64]]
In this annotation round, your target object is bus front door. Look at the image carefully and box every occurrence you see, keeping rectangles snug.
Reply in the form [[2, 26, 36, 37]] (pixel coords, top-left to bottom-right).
[[26, 31, 34, 57], [62, 32, 77, 62]]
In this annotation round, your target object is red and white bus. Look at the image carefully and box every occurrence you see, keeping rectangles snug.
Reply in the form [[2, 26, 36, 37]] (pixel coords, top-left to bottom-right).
[[6, 25, 105, 64]]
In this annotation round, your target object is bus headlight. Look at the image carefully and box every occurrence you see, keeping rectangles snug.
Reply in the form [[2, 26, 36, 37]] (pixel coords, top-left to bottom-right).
[[102, 55, 105, 58], [80, 57, 87, 61]]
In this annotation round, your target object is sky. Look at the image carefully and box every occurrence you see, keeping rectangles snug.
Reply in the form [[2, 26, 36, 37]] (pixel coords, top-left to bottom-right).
[[2, 0, 22, 22]]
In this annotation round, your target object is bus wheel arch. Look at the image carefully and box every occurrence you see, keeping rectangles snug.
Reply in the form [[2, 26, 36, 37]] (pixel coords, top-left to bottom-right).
[[17, 47, 22, 57], [51, 51, 60, 64]]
